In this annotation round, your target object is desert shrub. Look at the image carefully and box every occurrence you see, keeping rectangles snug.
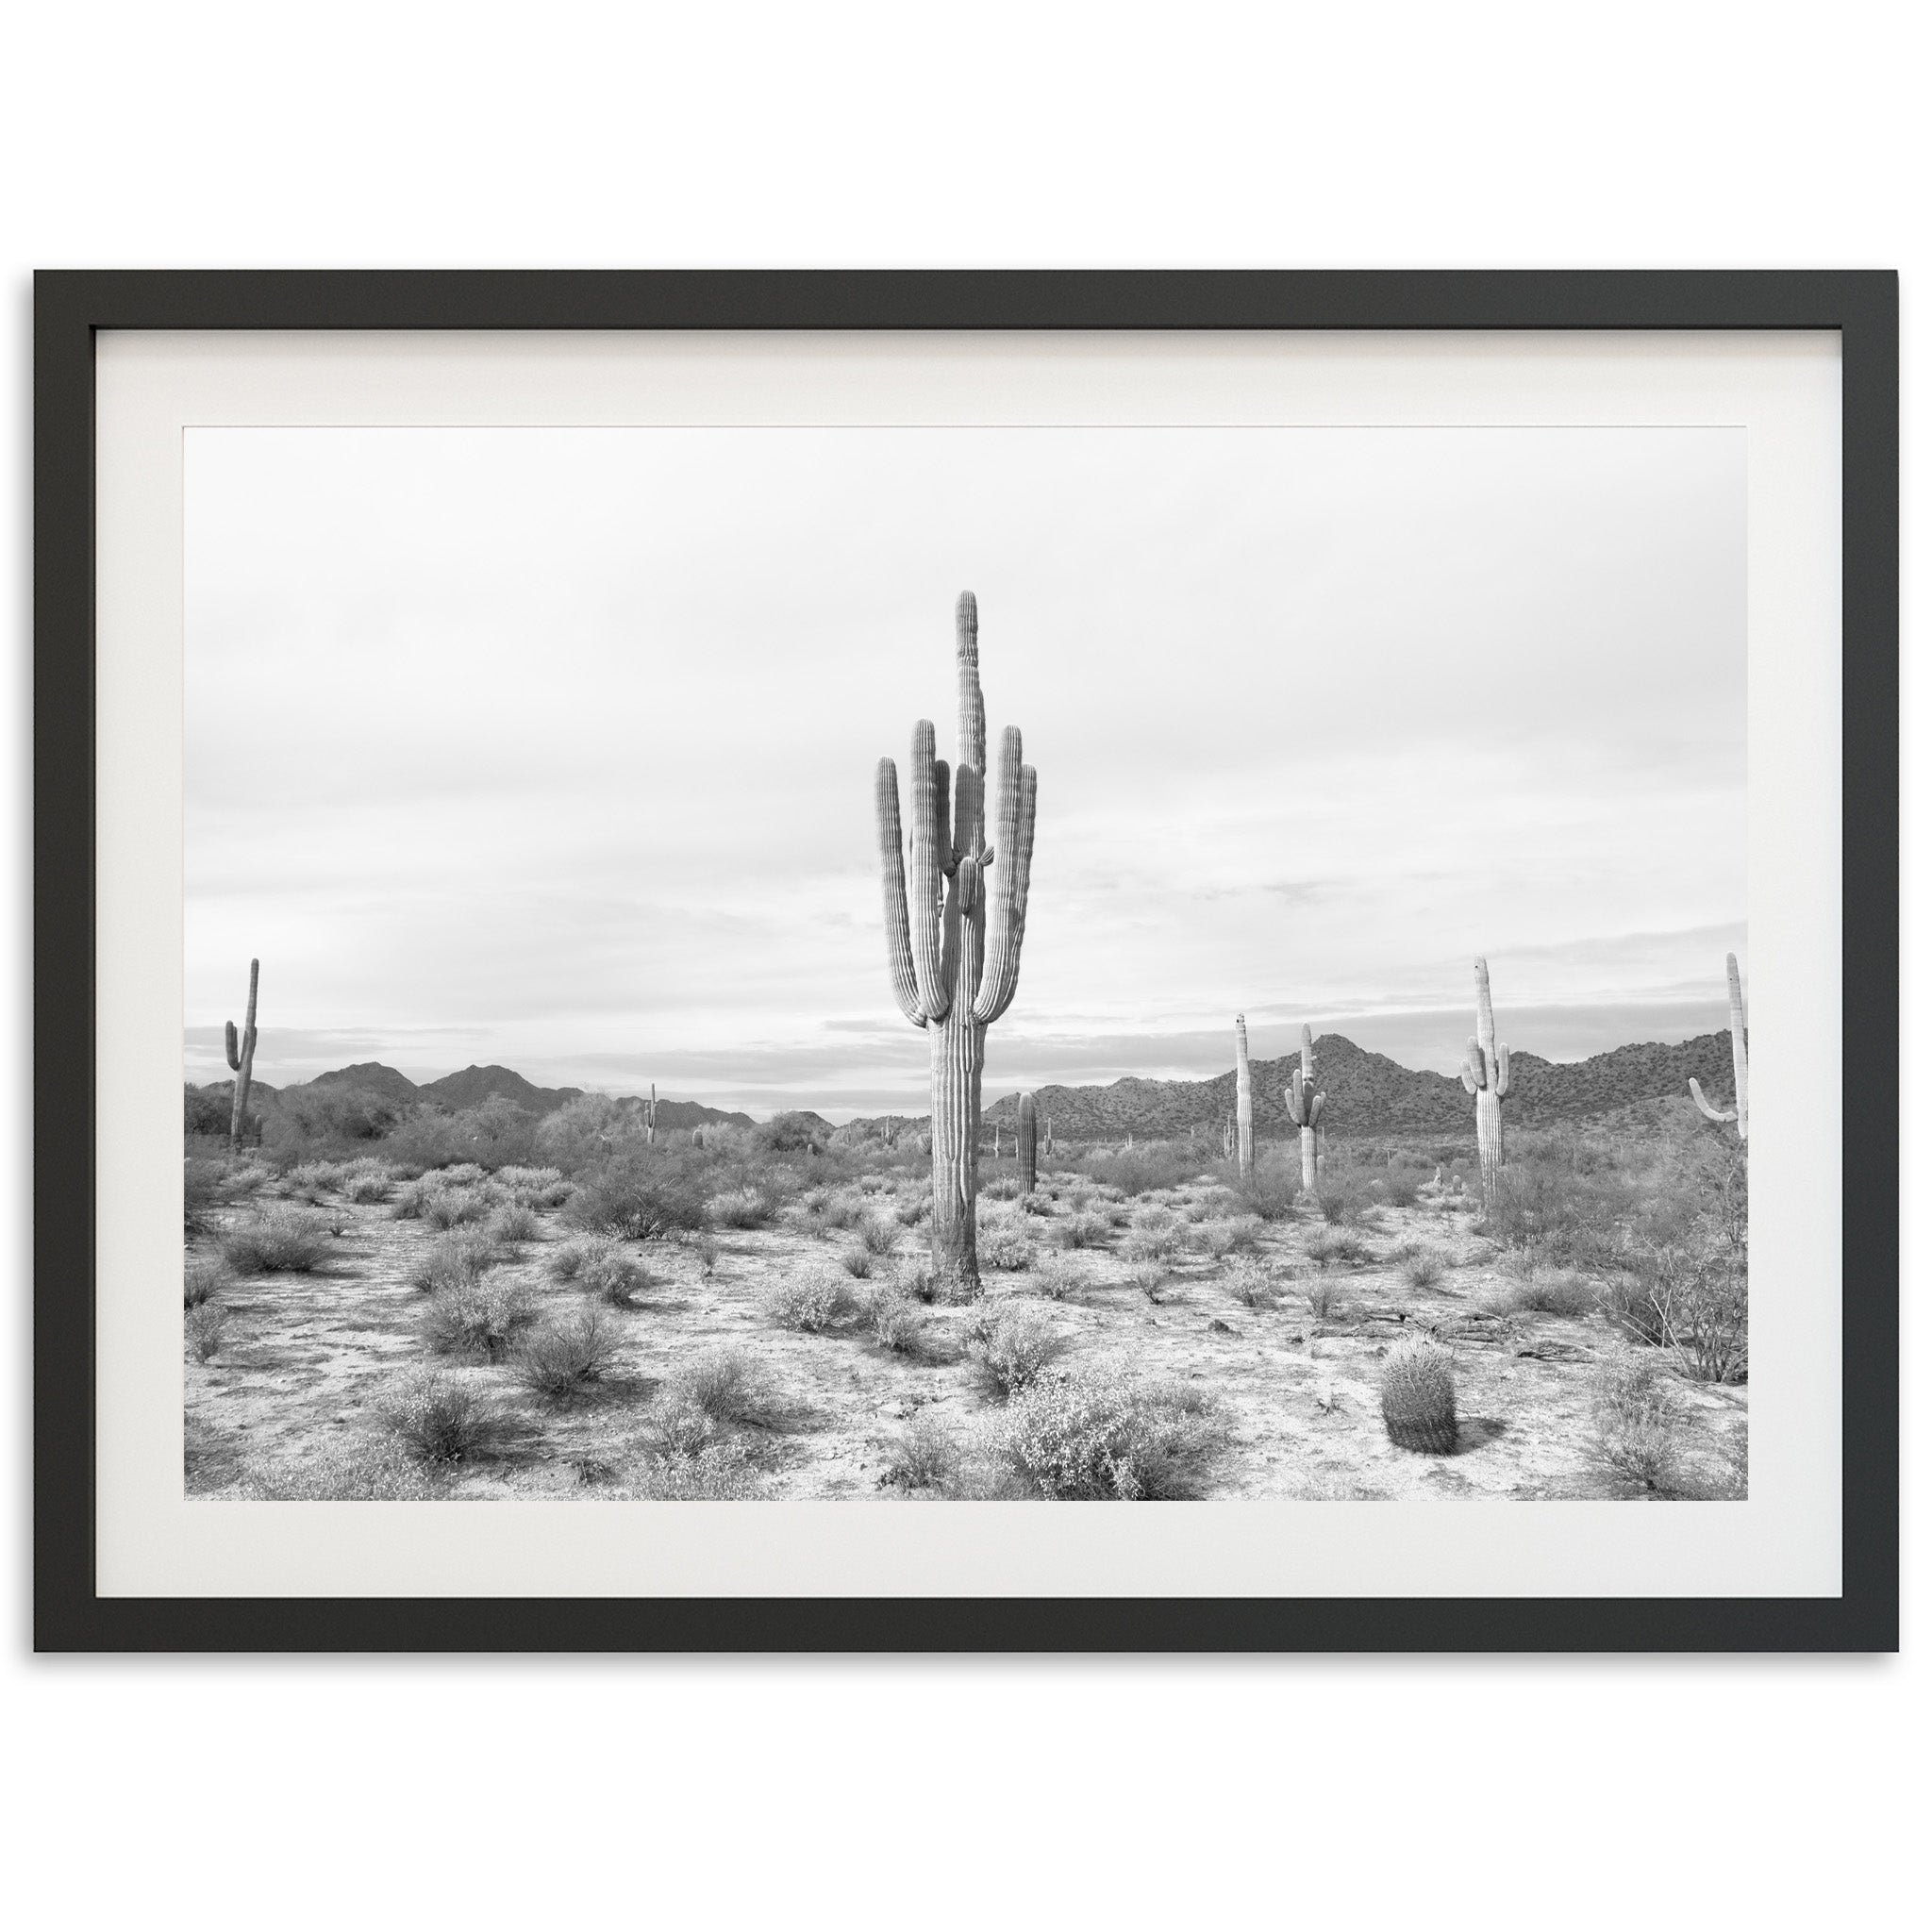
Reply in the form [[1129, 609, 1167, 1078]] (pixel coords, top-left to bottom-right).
[[533, 1092, 656, 1174], [282, 1160, 338, 1201], [881, 1412, 961, 1491], [183, 1083, 235, 1139], [1317, 1182, 1371, 1226], [183, 1252, 228, 1308], [894, 1257, 941, 1305], [1058, 1210, 1112, 1251], [894, 1194, 931, 1226], [185, 1303, 228, 1362], [1607, 1238, 1748, 1382], [863, 1285, 927, 1355], [1125, 1260, 1170, 1304], [708, 1185, 776, 1230], [220, 1206, 331, 1274], [548, 1236, 650, 1307], [691, 1231, 721, 1276], [966, 1302, 1070, 1398], [1224, 1254, 1277, 1308], [1379, 1337, 1457, 1453], [486, 1202, 541, 1245], [981, 1174, 1023, 1201], [268, 1082, 404, 1151], [1233, 1164, 1302, 1223], [422, 1276, 538, 1361], [818, 1191, 868, 1233], [1123, 1209, 1185, 1263], [183, 1158, 226, 1236], [1480, 1153, 1637, 1268], [857, 1216, 899, 1257], [566, 1149, 712, 1240], [840, 1242, 875, 1278], [758, 1110, 830, 1154], [1377, 1170, 1422, 1208], [669, 1347, 783, 1428], [623, 1441, 767, 1500], [422, 1185, 495, 1231], [997, 1370, 1225, 1500], [494, 1164, 569, 1201], [1305, 1276, 1344, 1320], [1192, 1216, 1261, 1259], [1503, 1263, 1597, 1317], [1400, 1249, 1446, 1291], [407, 1227, 499, 1294], [762, 1272, 854, 1333], [547, 1234, 604, 1282], [1078, 1144, 1199, 1196], [246, 1438, 443, 1501], [379, 1369, 528, 1464], [343, 1162, 400, 1205], [979, 1219, 1034, 1272], [513, 1307, 623, 1404], [1586, 1357, 1688, 1493], [1030, 1253, 1080, 1301], [1306, 1228, 1373, 1268]]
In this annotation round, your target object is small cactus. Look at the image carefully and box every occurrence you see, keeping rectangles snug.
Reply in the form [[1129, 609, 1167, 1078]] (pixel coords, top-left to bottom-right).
[[644, 1082, 658, 1145], [1459, 957, 1511, 1209], [1233, 1013, 1255, 1180], [1017, 1092, 1039, 1193], [1379, 1336, 1458, 1454], [225, 958, 260, 1158], [1283, 1024, 1326, 1191], [1689, 953, 1748, 1143]]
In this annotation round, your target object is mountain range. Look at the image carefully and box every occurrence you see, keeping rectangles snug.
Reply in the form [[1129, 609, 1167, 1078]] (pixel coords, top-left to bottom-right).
[[288, 1062, 753, 1127], [975, 1030, 1740, 1141]]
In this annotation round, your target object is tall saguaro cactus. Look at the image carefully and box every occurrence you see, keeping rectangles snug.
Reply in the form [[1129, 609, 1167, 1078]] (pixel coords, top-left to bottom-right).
[[1690, 952, 1749, 1143], [1233, 1014, 1255, 1179], [1017, 1091, 1039, 1194], [644, 1082, 658, 1145], [875, 592, 1039, 1294], [1284, 1024, 1326, 1191], [225, 958, 259, 1157], [1460, 956, 1511, 1208]]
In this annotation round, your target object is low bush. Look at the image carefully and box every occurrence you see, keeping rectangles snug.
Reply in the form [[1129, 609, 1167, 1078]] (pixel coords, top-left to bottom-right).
[[1126, 1260, 1171, 1304], [379, 1369, 529, 1464], [566, 1149, 712, 1240], [622, 1441, 767, 1500], [708, 1186, 776, 1230], [1305, 1277, 1345, 1320], [1057, 1210, 1112, 1250], [1605, 1238, 1748, 1383], [762, 1273, 854, 1333], [1317, 1183, 1371, 1226], [1123, 1210, 1185, 1263], [183, 1253, 228, 1308], [691, 1231, 722, 1276], [1030, 1253, 1081, 1301], [423, 1185, 496, 1231], [1586, 1357, 1688, 1494], [1192, 1217, 1261, 1259], [979, 1219, 1034, 1272], [184, 1158, 226, 1237], [856, 1216, 899, 1257], [487, 1202, 541, 1245], [894, 1195, 930, 1227], [1223, 1254, 1277, 1308], [513, 1308, 623, 1404], [997, 1370, 1226, 1499], [220, 1207, 332, 1274], [186, 1303, 228, 1362], [407, 1228, 499, 1294], [863, 1286, 926, 1355], [881, 1411, 961, 1492], [668, 1346, 783, 1428], [1233, 1167, 1301, 1223], [245, 1438, 442, 1501], [1400, 1250, 1446, 1291], [1306, 1229, 1373, 1268], [894, 1257, 941, 1305], [840, 1243, 876, 1278], [966, 1302, 1070, 1399], [422, 1276, 538, 1361]]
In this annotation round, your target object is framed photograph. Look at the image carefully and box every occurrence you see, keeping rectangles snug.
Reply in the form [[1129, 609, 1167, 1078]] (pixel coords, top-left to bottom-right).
[[35, 271, 1897, 1651]]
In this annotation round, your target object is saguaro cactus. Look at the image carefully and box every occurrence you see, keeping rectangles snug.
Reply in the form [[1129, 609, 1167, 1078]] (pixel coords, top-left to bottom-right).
[[875, 591, 1039, 1294], [644, 1083, 658, 1145], [1689, 952, 1749, 1143], [1283, 1024, 1325, 1191], [1233, 1014, 1255, 1179], [1459, 956, 1511, 1208], [225, 958, 259, 1157], [1017, 1091, 1039, 1193]]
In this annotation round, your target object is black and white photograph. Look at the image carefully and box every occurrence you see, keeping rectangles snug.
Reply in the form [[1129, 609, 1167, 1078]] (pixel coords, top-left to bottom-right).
[[180, 422, 1751, 1505]]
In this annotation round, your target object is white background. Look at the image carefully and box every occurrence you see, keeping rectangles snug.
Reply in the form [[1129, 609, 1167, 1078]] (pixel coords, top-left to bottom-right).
[[0, 4, 1920, 1929]]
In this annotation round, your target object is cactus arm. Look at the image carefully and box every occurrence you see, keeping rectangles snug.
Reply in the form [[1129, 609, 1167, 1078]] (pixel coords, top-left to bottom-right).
[[1494, 1041, 1511, 1100], [906, 721, 949, 1019], [1474, 956, 1496, 1057], [1465, 1037, 1487, 1091], [1285, 1076, 1306, 1127], [973, 727, 1036, 1025], [955, 591, 987, 784], [1309, 1091, 1325, 1125], [225, 1021, 241, 1072], [1689, 1076, 1737, 1124], [874, 758, 925, 1027]]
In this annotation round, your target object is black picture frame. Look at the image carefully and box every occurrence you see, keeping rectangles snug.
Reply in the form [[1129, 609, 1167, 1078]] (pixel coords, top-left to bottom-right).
[[34, 270, 1899, 1654]]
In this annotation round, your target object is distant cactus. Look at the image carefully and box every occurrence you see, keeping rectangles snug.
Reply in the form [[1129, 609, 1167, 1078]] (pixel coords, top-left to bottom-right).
[[1689, 953, 1748, 1143], [1459, 957, 1511, 1208], [875, 591, 1039, 1295], [225, 958, 259, 1158], [1017, 1092, 1039, 1193], [644, 1082, 658, 1145], [1379, 1336, 1458, 1454], [1283, 1024, 1325, 1191], [1234, 1014, 1255, 1180]]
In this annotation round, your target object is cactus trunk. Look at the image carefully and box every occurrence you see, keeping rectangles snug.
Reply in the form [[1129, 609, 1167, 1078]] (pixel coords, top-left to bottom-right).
[[1017, 1092, 1038, 1193], [874, 592, 1037, 1300], [1234, 1014, 1254, 1180], [225, 958, 259, 1158], [1689, 953, 1749, 1142], [1284, 1024, 1324, 1193], [1461, 958, 1511, 1211]]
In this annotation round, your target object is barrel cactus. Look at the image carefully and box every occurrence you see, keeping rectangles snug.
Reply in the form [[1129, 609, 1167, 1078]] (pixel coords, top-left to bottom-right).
[[225, 958, 259, 1157], [1689, 952, 1748, 1143], [1459, 957, 1511, 1209], [1233, 1013, 1255, 1180], [1283, 1023, 1325, 1191], [1017, 1092, 1039, 1194], [1379, 1336, 1458, 1454], [874, 591, 1039, 1296]]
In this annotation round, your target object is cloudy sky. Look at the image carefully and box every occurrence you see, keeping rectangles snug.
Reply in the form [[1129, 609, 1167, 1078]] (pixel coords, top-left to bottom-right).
[[184, 425, 1745, 1119]]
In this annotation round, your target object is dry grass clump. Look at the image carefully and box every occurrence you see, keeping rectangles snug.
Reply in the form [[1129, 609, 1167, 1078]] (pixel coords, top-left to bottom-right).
[[880, 1411, 961, 1492], [893, 1194, 931, 1227], [1481, 1263, 1597, 1318], [1304, 1277, 1347, 1321], [708, 1185, 777, 1230], [186, 1303, 228, 1362], [487, 1201, 541, 1245], [1029, 1252, 1081, 1302], [621, 1441, 767, 1500], [966, 1302, 1070, 1398], [1306, 1228, 1374, 1268], [1400, 1249, 1446, 1291], [856, 1216, 900, 1257], [183, 1253, 228, 1308], [245, 1438, 442, 1500], [996, 1369, 1226, 1499], [407, 1227, 499, 1295], [512, 1308, 624, 1404], [220, 1206, 332, 1274], [342, 1161, 401, 1205], [1586, 1357, 1690, 1494], [761, 1272, 855, 1333], [841, 1242, 877, 1278], [1192, 1216, 1262, 1259], [1056, 1210, 1113, 1251], [496, 1165, 572, 1208], [978, 1218, 1035, 1272], [379, 1368, 529, 1465], [1125, 1260, 1171, 1304], [669, 1346, 784, 1429], [1123, 1211, 1185, 1264], [422, 1276, 538, 1361], [548, 1235, 650, 1307], [862, 1285, 928, 1356], [1223, 1253, 1278, 1308]]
